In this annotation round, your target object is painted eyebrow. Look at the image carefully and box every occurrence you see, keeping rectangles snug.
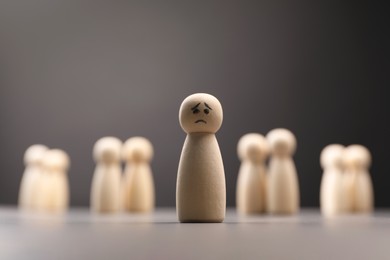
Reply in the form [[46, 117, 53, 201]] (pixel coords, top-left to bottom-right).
[[204, 102, 212, 110], [191, 103, 201, 110]]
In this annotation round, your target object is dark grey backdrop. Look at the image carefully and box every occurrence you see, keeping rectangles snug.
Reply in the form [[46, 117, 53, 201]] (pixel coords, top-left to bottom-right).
[[0, 1, 388, 207]]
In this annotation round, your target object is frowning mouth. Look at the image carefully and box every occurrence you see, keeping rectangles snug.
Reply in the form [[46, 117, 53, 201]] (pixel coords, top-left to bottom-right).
[[195, 119, 207, 124]]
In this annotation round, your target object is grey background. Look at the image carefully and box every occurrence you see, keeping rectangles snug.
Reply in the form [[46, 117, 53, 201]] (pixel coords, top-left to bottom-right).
[[0, 0, 388, 208]]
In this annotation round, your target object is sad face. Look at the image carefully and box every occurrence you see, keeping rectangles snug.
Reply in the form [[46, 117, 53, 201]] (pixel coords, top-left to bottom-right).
[[179, 93, 223, 134]]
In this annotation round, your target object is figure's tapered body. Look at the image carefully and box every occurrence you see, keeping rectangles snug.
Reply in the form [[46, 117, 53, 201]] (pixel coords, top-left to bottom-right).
[[320, 168, 346, 216], [177, 133, 226, 222], [123, 164, 154, 212], [354, 170, 374, 212], [267, 157, 299, 214], [91, 163, 122, 212], [236, 162, 267, 214], [36, 169, 69, 212], [19, 165, 43, 210], [344, 169, 374, 212]]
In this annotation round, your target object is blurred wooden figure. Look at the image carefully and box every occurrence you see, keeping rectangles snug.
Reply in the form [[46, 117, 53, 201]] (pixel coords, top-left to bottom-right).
[[90, 137, 122, 213], [122, 137, 155, 213], [343, 145, 374, 213], [36, 149, 70, 213], [177, 93, 226, 223], [320, 144, 346, 217], [236, 133, 269, 215], [266, 128, 299, 215], [18, 144, 49, 210]]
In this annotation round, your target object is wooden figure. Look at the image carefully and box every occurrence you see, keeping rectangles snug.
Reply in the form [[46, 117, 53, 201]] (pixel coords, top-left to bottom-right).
[[18, 144, 48, 210], [343, 145, 374, 213], [90, 137, 122, 213], [176, 93, 226, 223], [36, 149, 70, 213], [320, 144, 346, 217], [236, 133, 269, 215], [122, 137, 155, 213], [266, 128, 299, 215]]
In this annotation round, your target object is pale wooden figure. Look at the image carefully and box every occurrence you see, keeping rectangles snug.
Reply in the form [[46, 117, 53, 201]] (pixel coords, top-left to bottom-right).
[[177, 93, 226, 223], [343, 145, 374, 213], [90, 137, 122, 213], [36, 149, 70, 213], [320, 144, 346, 217], [266, 128, 299, 215], [236, 133, 269, 215], [122, 137, 155, 213], [18, 144, 49, 210]]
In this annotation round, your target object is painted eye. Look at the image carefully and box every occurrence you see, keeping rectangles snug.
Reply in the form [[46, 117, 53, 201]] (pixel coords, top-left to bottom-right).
[[193, 108, 200, 114], [204, 109, 209, 114]]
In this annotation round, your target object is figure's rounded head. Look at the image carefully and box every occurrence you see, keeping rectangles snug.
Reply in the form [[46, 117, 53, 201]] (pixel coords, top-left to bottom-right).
[[343, 144, 371, 169], [237, 133, 269, 163], [179, 93, 223, 134], [42, 149, 70, 171], [93, 136, 122, 164], [320, 144, 345, 169], [122, 136, 153, 163], [266, 128, 296, 157], [24, 144, 49, 166]]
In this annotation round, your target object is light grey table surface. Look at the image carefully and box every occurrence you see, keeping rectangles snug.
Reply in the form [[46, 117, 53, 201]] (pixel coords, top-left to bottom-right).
[[0, 207, 389, 260]]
